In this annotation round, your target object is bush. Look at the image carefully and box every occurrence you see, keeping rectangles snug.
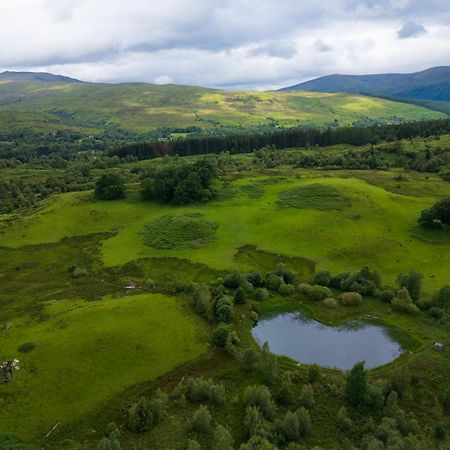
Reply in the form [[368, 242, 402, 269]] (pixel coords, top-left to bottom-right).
[[243, 385, 275, 419], [435, 424, 447, 439], [345, 362, 368, 407], [280, 411, 300, 442], [322, 298, 338, 308], [234, 287, 247, 304], [127, 397, 151, 433], [187, 440, 201, 450], [143, 278, 156, 291], [297, 283, 312, 296], [212, 324, 232, 348], [429, 307, 444, 319], [296, 407, 311, 436], [309, 285, 332, 301], [213, 425, 234, 450], [391, 298, 419, 315], [216, 297, 235, 323], [299, 384, 315, 409], [254, 288, 269, 301], [184, 378, 226, 405], [433, 285, 450, 309], [247, 271, 263, 287], [223, 271, 242, 289], [265, 273, 283, 291], [72, 267, 88, 278], [339, 292, 363, 306], [18, 342, 36, 353], [308, 365, 320, 383], [244, 406, 263, 437], [192, 285, 211, 316], [380, 289, 395, 303], [337, 406, 352, 431], [95, 173, 126, 200], [191, 405, 213, 434], [242, 348, 261, 372], [278, 283, 295, 296], [313, 270, 331, 287]]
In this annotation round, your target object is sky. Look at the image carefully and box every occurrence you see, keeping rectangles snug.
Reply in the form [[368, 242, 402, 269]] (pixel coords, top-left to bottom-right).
[[0, 0, 449, 90]]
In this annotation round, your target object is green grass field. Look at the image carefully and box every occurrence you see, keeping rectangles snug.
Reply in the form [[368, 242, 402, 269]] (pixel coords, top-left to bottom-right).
[[0, 81, 445, 134], [2, 173, 449, 293], [0, 293, 207, 440]]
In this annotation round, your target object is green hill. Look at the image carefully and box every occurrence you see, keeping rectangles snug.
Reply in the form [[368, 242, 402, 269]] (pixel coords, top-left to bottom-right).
[[0, 78, 445, 135]]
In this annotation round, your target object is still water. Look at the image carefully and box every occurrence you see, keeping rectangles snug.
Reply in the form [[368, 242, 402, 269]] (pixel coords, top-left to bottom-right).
[[252, 312, 403, 370]]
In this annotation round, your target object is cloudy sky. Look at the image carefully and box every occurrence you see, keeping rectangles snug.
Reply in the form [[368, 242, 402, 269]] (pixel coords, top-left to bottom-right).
[[0, 0, 449, 89]]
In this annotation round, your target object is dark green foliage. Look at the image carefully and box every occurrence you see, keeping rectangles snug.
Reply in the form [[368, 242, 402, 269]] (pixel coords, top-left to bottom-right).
[[142, 215, 218, 249], [246, 271, 263, 287], [244, 405, 264, 438], [418, 197, 450, 228], [186, 440, 202, 450], [224, 271, 242, 289], [234, 287, 247, 304], [337, 407, 352, 431], [434, 424, 447, 439], [17, 342, 36, 353], [254, 288, 269, 301], [299, 384, 315, 409], [391, 287, 420, 314], [397, 272, 423, 302], [380, 289, 395, 303], [296, 407, 311, 436], [313, 270, 331, 287], [308, 365, 320, 383], [242, 349, 261, 372], [277, 184, 351, 211], [192, 285, 211, 316], [183, 378, 226, 405], [141, 159, 216, 204], [345, 362, 368, 407], [433, 285, 450, 309], [191, 405, 213, 434], [213, 425, 234, 450], [279, 410, 300, 442], [309, 285, 332, 301], [94, 172, 126, 200], [339, 292, 363, 306], [98, 422, 121, 450], [211, 324, 239, 353], [330, 267, 382, 295], [126, 397, 151, 433], [216, 296, 235, 323], [265, 273, 283, 291], [442, 388, 450, 412], [143, 278, 156, 291], [243, 385, 275, 420]]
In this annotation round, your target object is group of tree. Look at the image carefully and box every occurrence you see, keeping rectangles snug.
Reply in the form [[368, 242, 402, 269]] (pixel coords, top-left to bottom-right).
[[140, 158, 217, 204], [418, 197, 450, 229], [109, 118, 450, 160]]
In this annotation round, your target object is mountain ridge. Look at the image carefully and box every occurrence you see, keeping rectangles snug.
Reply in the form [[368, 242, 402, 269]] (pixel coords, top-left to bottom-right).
[[0, 70, 82, 84], [281, 66, 450, 102]]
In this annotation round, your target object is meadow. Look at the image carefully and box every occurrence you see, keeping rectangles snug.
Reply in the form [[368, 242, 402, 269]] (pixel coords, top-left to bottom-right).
[[0, 81, 445, 134], [1, 136, 450, 448]]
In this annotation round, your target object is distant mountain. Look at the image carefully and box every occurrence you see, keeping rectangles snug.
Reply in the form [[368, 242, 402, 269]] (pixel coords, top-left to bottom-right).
[[0, 71, 81, 83], [281, 67, 450, 102]]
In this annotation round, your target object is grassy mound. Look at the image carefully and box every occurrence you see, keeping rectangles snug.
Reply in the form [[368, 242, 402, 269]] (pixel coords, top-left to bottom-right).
[[277, 183, 351, 210], [143, 214, 218, 249]]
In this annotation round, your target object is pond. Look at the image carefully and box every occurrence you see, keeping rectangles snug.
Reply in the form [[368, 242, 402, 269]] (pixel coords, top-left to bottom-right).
[[252, 312, 404, 370]]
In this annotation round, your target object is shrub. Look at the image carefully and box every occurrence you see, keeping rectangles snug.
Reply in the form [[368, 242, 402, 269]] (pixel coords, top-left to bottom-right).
[[339, 292, 363, 306], [143, 278, 156, 291], [242, 349, 261, 372], [216, 297, 235, 323], [249, 311, 259, 322], [184, 378, 225, 405], [254, 288, 269, 301], [72, 267, 88, 278], [345, 362, 368, 407], [234, 287, 247, 304], [212, 324, 232, 348], [191, 405, 213, 434], [265, 273, 283, 291], [337, 406, 352, 431], [433, 285, 450, 309], [247, 271, 263, 287], [429, 307, 444, 319], [244, 406, 263, 437], [213, 425, 234, 450], [95, 173, 126, 200], [280, 411, 300, 442], [223, 271, 242, 289], [278, 283, 295, 296], [313, 270, 331, 287], [296, 407, 311, 436], [323, 298, 338, 308], [192, 285, 211, 316], [18, 342, 36, 353], [308, 365, 320, 383], [380, 289, 395, 303], [299, 384, 315, 409], [391, 298, 419, 315], [308, 285, 332, 301], [243, 385, 275, 419], [187, 440, 202, 450], [127, 397, 151, 433], [435, 424, 447, 439], [397, 272, 423, 302], [297, 283, 312, 296]]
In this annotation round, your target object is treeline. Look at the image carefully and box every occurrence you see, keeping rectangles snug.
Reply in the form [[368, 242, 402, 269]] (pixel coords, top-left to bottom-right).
[[109, 118, 450, 160]]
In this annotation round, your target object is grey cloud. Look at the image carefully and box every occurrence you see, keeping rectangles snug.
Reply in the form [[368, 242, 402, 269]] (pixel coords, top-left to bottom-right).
[[397, 20, 427, 38], [249, 41, 297, 59], [314, 40, 333, 52]]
